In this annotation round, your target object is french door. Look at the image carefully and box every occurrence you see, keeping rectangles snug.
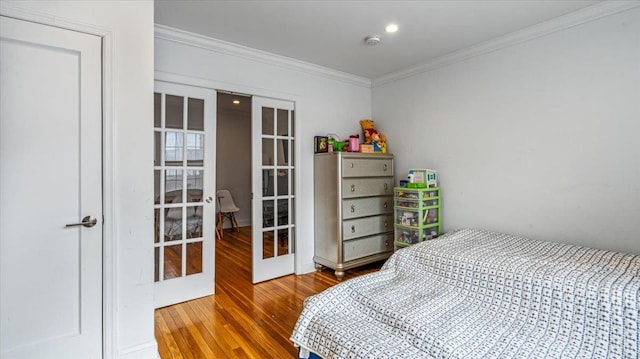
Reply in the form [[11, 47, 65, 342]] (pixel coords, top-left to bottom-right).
[[154, 81, 216, 307], [251, 97, 296, 283], [0, 16, 102, 358]]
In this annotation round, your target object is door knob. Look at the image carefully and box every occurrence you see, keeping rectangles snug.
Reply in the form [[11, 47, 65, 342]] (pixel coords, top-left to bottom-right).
[[65, 215, 97, 228]]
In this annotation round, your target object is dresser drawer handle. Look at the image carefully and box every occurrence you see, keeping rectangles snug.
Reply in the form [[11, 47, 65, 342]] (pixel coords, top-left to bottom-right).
[[385, 240, 389, 247], [384, 221, 389, 227], [384, 183, 388, 190], [351, 184, 356, 192], [351, 225, 356, 233], [383, 164, 388, 171], [383, 202, 388, 209], [350, 162, 354, 168], [350, 204, 355, 213]]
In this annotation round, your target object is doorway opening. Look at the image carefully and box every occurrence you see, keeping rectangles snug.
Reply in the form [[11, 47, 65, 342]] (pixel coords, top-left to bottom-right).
[[215, 92, 252, 235], [213, 91, 254, 292], [153, 85, 297, 309]]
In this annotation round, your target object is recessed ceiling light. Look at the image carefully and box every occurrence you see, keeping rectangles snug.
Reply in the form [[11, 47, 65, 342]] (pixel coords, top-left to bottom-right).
[[385, 24, 398, 33], [232, 99, 240, 105]]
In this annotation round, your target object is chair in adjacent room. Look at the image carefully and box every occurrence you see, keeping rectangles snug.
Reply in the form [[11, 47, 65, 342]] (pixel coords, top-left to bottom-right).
[[216, 189, 240, 238]]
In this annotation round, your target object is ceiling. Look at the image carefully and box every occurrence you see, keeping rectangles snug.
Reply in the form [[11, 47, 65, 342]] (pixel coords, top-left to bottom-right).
[[217, 92, 251, 115], [154, 0, 600, 79]]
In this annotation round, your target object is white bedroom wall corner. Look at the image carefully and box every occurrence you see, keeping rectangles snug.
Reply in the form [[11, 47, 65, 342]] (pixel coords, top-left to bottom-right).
[[372, 6, 640, 254]]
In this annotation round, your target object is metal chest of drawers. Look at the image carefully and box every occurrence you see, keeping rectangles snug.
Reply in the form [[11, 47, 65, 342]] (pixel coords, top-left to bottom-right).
[[313, 152, 394, 280]]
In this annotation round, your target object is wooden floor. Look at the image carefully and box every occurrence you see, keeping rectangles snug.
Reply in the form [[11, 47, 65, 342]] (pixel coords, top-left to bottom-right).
[[155, 226, 384, 358]]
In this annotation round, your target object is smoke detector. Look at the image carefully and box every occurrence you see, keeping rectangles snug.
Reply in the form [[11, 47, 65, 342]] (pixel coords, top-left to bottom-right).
[[364, 35, 381, 46]]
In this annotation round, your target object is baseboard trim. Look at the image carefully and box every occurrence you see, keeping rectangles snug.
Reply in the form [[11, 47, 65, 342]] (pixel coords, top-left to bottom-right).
[[299, 260, 317, 275], [117, 341, 159, 359]]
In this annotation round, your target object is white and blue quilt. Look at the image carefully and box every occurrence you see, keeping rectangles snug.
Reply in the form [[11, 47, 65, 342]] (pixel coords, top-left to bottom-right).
[[291, 229, 640, 358]]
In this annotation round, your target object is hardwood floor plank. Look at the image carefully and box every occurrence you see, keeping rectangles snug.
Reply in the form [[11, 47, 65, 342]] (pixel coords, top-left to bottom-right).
[[162, 306, 195, 359], [190, 298, 242, 353], [173, 305, 222, 358], [155, 313, 181, 359], [155, 226, 383, 358]]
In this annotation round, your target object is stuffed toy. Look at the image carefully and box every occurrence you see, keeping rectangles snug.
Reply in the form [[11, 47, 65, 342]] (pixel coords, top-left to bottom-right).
[[359, 119, 387, 153]]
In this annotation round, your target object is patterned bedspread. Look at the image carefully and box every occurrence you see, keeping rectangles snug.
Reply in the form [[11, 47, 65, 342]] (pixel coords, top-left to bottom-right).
[[291, 229, 640, 358]]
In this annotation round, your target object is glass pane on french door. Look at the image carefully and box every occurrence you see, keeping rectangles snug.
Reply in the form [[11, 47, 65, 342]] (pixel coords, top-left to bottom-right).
[[252, 97, 295, 283], [153, 82, 215, 308]]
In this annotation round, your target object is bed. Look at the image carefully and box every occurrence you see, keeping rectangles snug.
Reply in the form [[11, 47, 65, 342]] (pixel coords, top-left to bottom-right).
[[291, 228, 640, 358]]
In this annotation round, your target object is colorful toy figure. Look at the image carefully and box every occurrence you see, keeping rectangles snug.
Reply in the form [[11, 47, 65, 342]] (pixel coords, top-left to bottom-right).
[[359, 119, 387, 153]]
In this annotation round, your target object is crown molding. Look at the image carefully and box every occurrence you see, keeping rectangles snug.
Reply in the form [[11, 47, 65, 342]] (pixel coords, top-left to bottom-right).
[[373, 1, 640, 87], [154, 24, 372, 88]]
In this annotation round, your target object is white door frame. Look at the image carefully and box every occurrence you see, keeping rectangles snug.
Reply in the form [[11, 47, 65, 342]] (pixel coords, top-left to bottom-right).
[[155, 71, 304, 276], [0, 4, 117, 358]]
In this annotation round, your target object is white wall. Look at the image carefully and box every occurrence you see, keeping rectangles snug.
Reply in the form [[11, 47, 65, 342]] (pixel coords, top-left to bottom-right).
[[155, 30, 372, 273], [1, 1, 157, 358], [373, 7, 640, 254], [216, 99, 252, 227]]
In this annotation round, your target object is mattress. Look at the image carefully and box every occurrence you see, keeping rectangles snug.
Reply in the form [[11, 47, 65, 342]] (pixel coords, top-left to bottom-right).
[[291, 228, 640, 358]]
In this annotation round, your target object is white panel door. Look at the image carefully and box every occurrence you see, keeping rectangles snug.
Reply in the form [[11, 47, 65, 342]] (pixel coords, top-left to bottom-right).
[[154, 81, 216, 308], [252, 97, 295, 283], [0, 16, 103, 359]]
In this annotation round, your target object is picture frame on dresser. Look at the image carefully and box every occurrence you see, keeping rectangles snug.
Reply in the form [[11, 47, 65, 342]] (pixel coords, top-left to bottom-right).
[[314, 136, 328, 153]]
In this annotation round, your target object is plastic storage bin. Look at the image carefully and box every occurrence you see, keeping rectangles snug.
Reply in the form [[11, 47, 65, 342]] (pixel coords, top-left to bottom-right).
[[393, 187, 442, 250]]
